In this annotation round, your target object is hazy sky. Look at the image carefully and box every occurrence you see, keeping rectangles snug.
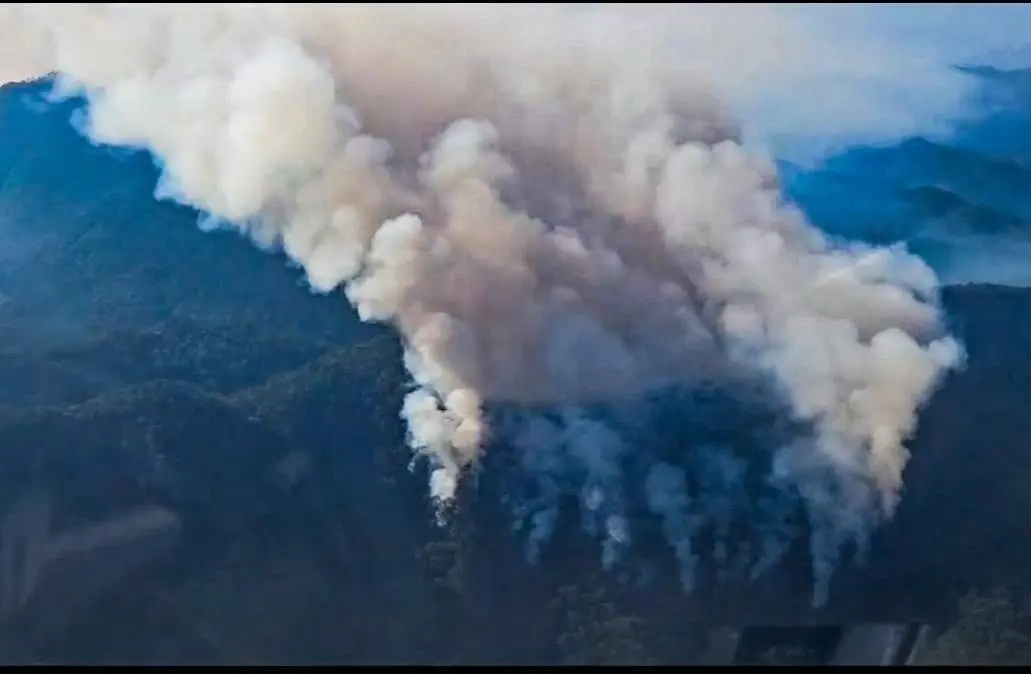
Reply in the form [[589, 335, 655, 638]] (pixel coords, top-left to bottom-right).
[[725, 4, 1031, 158], [804, 4, 1031, 67]]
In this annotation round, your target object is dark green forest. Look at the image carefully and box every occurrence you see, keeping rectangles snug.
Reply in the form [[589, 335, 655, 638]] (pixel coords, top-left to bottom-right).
[[0, 298, 1030, 664]]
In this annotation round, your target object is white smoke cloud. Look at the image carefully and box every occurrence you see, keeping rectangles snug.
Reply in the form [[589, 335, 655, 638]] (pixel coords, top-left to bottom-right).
[[0, 3, 971, 603]]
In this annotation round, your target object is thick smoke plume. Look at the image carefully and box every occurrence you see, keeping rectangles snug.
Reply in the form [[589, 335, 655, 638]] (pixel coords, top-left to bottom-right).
[[0, 4, 964, 604]]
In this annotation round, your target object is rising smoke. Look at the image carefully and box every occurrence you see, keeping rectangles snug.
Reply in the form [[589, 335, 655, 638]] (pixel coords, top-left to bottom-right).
[[0, 4, 968, 605]]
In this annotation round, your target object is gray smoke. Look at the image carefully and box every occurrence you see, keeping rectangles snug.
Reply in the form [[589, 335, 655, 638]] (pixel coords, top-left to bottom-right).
[[0, 4, 964, 604]]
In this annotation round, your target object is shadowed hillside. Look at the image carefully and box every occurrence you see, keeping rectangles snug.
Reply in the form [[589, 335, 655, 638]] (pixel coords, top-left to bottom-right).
[[0, 78, 373, 347]]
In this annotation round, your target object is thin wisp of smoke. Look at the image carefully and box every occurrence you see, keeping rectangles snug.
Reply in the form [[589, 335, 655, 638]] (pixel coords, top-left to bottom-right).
[[0, 4, 964, 604]]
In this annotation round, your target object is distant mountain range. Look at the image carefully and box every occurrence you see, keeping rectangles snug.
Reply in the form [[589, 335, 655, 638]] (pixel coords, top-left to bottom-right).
[[784, 66, 1031, 286]]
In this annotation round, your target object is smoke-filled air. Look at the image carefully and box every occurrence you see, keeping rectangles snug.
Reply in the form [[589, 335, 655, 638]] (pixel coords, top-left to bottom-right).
[[0, 4, 974, 606]]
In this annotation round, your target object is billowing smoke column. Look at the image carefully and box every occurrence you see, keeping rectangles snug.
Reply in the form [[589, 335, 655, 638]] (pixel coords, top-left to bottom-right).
[[0, 4, 963, 604]]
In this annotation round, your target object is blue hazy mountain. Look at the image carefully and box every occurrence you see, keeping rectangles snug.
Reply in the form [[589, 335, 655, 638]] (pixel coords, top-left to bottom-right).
[[783, 66, 1031, 287]]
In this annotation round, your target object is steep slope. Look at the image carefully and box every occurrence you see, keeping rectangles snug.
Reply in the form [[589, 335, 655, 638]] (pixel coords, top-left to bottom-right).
[[0, 78, 369, 347]]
